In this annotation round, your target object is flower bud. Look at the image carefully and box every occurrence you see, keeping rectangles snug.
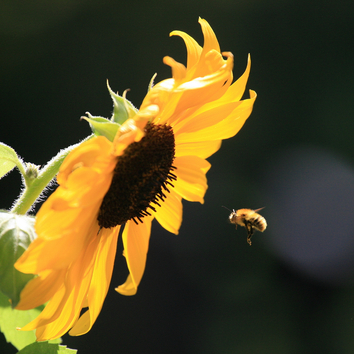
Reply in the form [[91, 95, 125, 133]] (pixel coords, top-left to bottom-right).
[[0, 212, 36, 307]]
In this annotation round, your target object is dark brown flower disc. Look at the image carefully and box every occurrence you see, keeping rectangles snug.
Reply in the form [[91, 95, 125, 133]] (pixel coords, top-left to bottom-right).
[[97, 122, 176, 228]]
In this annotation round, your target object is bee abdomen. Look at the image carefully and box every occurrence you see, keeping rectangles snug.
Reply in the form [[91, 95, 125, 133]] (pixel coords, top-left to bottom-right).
[[252, 216, 267, 232]]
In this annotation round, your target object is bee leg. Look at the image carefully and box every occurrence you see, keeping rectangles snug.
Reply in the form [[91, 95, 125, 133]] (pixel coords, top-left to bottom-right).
[[245, 222, 254, 246]]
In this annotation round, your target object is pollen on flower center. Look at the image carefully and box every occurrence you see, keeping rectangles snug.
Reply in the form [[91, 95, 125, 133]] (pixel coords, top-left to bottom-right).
[[97, 122, 176, 228]]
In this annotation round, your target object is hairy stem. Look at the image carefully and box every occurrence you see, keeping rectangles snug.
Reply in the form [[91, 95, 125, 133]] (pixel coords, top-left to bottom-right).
[[11, 136, 92, 215]]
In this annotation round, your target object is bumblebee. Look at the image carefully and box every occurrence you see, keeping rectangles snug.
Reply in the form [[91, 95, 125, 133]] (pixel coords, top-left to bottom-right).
[[225, 207, 267, 246]]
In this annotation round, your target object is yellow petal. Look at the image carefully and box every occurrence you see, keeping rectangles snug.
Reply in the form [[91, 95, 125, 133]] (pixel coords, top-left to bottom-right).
[[19, 285, 66, 333], [69, 226, 120, 336], [15, 236, 82, 274], [57, 168, 112, 208], [36, 202, 82, 233], [116, 217, 153, 295], [199, 18, 220, 58], [221, 54, 251, 102], [15, 137, 117, 275], [163, 56, 187, 82], [16, 269, 66, 310], [173, 101, 241, 136], [68, 310, 91, 338], [116, 274, 136, 296], [173, 156, 210, 203], [175, 90, 256, 143], [15, 218, 99, 273], [35, 202, 98, 242], [175, 139, 221, 159], [170, 54, 233, 118], [153, 52, 233, 126], [20, 229, 101, 340], [58, 136, 114, 186], [169, 29, 202, 72], [112, 117, 146, 156], [191, 18, 223, 80], [153, 189, 182, 235]]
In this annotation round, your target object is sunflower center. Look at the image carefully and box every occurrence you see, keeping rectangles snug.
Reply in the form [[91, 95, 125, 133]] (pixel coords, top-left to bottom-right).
[[97, 122, 176, 228]]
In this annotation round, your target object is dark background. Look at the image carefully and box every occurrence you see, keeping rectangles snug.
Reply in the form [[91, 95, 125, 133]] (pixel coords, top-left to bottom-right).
[[1, 0, 354, 353]]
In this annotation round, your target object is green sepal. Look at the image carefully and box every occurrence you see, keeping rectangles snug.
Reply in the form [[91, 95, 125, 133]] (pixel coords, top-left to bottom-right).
[[107, 81, 138, 125], [82, 114, 119, 142], [0, 212, 37, 308], [148, 73, 157, 92], [0, 142, 26, 180]]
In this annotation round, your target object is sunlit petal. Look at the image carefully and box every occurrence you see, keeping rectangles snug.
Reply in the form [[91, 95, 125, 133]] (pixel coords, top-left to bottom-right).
[[117, 216, 153, 294], [199, 17, 220, 57], [174, 91, 257, 143], [20, 233, 100, 340], [220, 54, 251, 102], [153, 189, 182, 235], [173, 156, 211, 203], [115, 274, 136, 296], [69, 226, 120, 336], [175, 139, 222, 159], [16, 269, 66, 310], [169, 30, 202, 72], [172, 101, 240, 136]]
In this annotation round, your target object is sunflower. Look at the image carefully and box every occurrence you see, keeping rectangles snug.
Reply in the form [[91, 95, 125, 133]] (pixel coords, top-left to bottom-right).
[[14, 18, 256, 341]]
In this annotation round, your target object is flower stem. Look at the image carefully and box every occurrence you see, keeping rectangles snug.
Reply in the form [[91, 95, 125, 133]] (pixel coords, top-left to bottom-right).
[[11, 136, 92, 215]]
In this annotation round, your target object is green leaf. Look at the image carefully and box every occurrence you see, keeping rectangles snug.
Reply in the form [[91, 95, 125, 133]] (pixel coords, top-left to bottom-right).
[[107, 81, 138, 125], [0, 291, 44, 350], [17, 342, 77, 354], [82, 115, 119, 142], [0, 142, 25, 179], [0, 212, 37, 307]]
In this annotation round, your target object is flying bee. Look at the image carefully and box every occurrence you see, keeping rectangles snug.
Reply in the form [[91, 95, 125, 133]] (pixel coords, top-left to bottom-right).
[[223, 207, 267, 246]]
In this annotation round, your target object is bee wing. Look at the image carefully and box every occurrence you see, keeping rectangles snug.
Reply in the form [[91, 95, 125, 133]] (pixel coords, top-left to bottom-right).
[[253, 207, 265, 213]]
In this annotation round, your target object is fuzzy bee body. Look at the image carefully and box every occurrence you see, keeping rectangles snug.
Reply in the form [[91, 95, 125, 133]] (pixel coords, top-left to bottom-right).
[[227, 208, 267, 246]]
